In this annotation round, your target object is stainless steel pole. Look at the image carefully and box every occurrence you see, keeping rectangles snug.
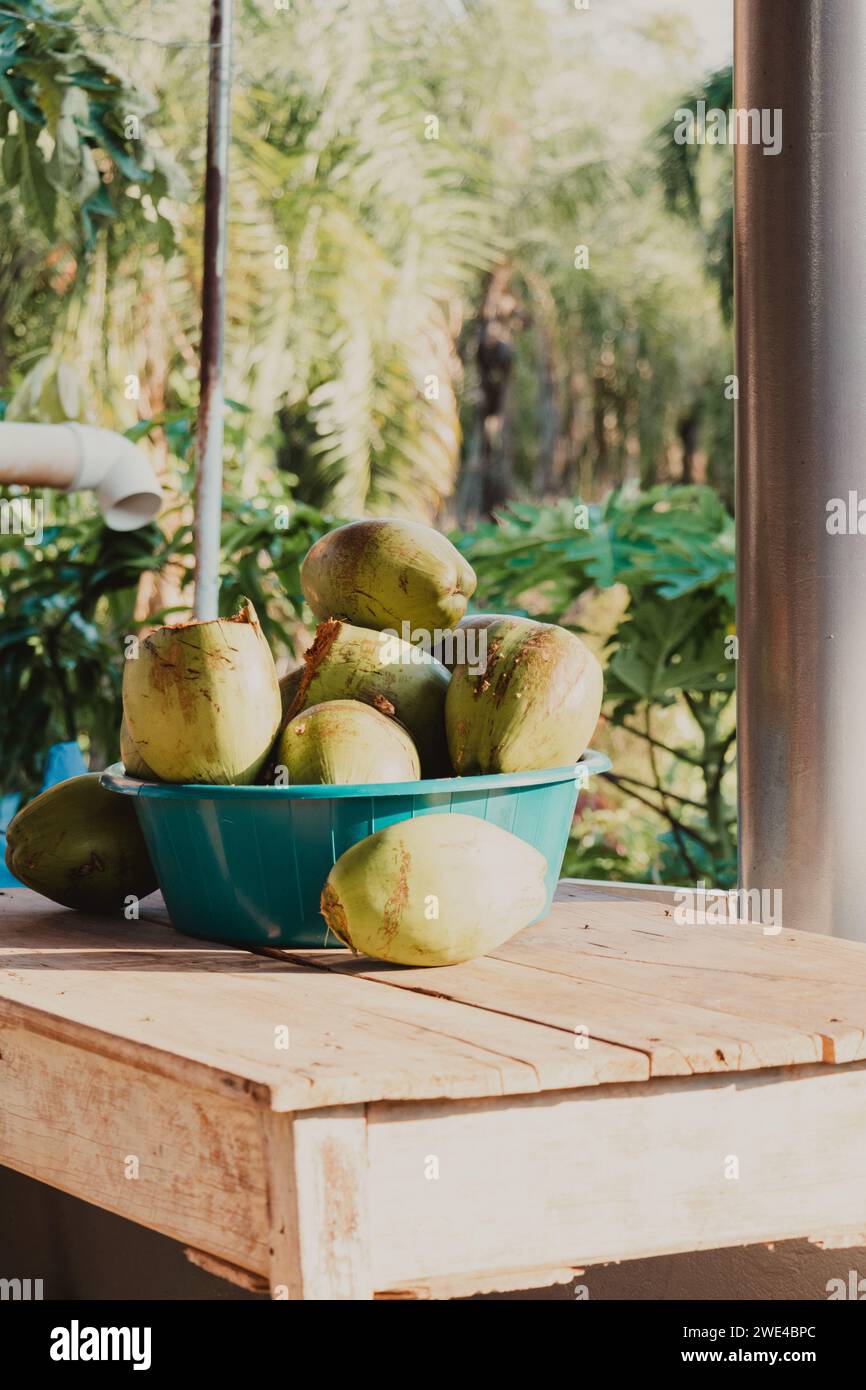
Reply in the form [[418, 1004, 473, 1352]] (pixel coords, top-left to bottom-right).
[[735, 0, 866, 939], [193, 0, 234, 621]]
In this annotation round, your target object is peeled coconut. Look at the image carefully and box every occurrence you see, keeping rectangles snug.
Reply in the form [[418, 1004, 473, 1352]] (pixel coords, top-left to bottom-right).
[[273, 699, 421, 785], [445, 616, 603, 774], [285, 618, 451, 775], [122, 599, 281, 785], [300, 519, 476, 633], [5, 773, 157, 914], [120, 715, 157, 781], [321, 813, 548, 966]]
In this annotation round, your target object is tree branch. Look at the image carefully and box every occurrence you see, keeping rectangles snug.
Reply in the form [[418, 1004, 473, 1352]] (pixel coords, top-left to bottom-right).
[[615, 717, 704, 767], [606, 774, 713, 851], [612, 772, 707, 811], [710, 726, 737, 796], [646, 708, 699, 877]]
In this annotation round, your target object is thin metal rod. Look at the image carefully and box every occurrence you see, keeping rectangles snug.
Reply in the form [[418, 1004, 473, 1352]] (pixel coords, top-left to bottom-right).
[[193, 0, 234, 621], [735, 0, 866, 939]]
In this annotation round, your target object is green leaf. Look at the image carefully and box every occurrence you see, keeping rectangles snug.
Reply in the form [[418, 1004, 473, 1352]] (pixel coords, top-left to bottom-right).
[[1, 131, 22, 185], [0, 70, 44, 126], [47, 95, 101, 203], [17, 125, 56, 236], [87, 108, 149, 182], [81, 180, 114, 217]]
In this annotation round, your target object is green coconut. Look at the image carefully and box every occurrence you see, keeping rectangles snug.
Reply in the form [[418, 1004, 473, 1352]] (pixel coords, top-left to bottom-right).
[[120, 715, 157, 781], [284, 618, 451, 775], [273, 699, 421, 785], [122, 599, 281, 785], [432, 611, 535, 670], [320, 813, 548, 966], [278, 667, 304, 718], [445, 616, 603, 774], [300, 519, 476, 634], [5, 773, 157, 914]]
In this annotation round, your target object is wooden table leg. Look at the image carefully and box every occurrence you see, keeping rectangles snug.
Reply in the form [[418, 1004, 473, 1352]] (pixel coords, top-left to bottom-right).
[[263, 1106, 372, 1300]]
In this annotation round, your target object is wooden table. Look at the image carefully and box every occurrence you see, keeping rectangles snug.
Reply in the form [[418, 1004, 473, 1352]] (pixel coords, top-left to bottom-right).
[[2, 880, 866, 1300]]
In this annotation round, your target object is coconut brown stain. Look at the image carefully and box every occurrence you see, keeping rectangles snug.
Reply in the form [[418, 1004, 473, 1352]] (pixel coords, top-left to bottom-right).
[[287, 617, 343, 723], [73, 852, 105, 879], [382, 846, 411, 946], [371, 694, 396, 717]]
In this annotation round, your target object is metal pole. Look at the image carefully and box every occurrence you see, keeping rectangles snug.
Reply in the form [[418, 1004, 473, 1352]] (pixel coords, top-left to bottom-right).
[[193, 0, 234, 620], [735, 0, 866, 939]]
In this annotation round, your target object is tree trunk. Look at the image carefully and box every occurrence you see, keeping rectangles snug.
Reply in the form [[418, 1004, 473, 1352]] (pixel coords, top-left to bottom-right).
[[458, 262, 521, 523], [566, 361, 590, 498], [537, 331, 561, 497], [678, 411, 699, 485]]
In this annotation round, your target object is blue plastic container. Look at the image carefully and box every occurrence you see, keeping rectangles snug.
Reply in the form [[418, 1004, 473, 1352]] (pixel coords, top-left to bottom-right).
[[101, 749, 610, 948], [1, 740, 90, 888]]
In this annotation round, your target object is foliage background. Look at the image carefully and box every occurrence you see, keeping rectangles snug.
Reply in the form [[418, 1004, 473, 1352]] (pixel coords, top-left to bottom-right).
[[0, 0, 736, 885]]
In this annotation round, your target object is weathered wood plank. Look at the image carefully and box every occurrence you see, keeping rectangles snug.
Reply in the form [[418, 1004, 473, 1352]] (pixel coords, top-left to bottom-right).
[[266, 1106, 372, 1300], [306, 950, 825, 1075], [0, 889, 645, 1108], [0, 1022, 271, 1272], [289, 884, 866, 1077], [375, 1265, 584, 1299], [5, 882, 866, 1111], [525, 895, 866, 1064], [183, 1248, 270, 1292], [7, 879, 866, 1302], [557, 878, 681, 905], [365, 1061, 866, 1288]]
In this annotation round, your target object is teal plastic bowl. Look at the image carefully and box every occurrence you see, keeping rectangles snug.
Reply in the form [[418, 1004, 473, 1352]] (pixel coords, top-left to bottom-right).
[[101, 749, 610, 948]]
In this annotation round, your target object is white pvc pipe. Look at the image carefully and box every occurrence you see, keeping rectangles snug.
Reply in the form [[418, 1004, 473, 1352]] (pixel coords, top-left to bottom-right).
[[0, 422, 162, 531]]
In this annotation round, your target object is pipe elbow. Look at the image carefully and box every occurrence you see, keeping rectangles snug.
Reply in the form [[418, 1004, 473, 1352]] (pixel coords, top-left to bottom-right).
[[67, 425, 162, 531]]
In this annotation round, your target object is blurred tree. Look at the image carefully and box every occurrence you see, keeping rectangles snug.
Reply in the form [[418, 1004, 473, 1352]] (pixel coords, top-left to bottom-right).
[[654, 64, 734, 503], [1, 1, 735, 519], [657, 64, 734, 324], [0, 0, 186, 386]]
